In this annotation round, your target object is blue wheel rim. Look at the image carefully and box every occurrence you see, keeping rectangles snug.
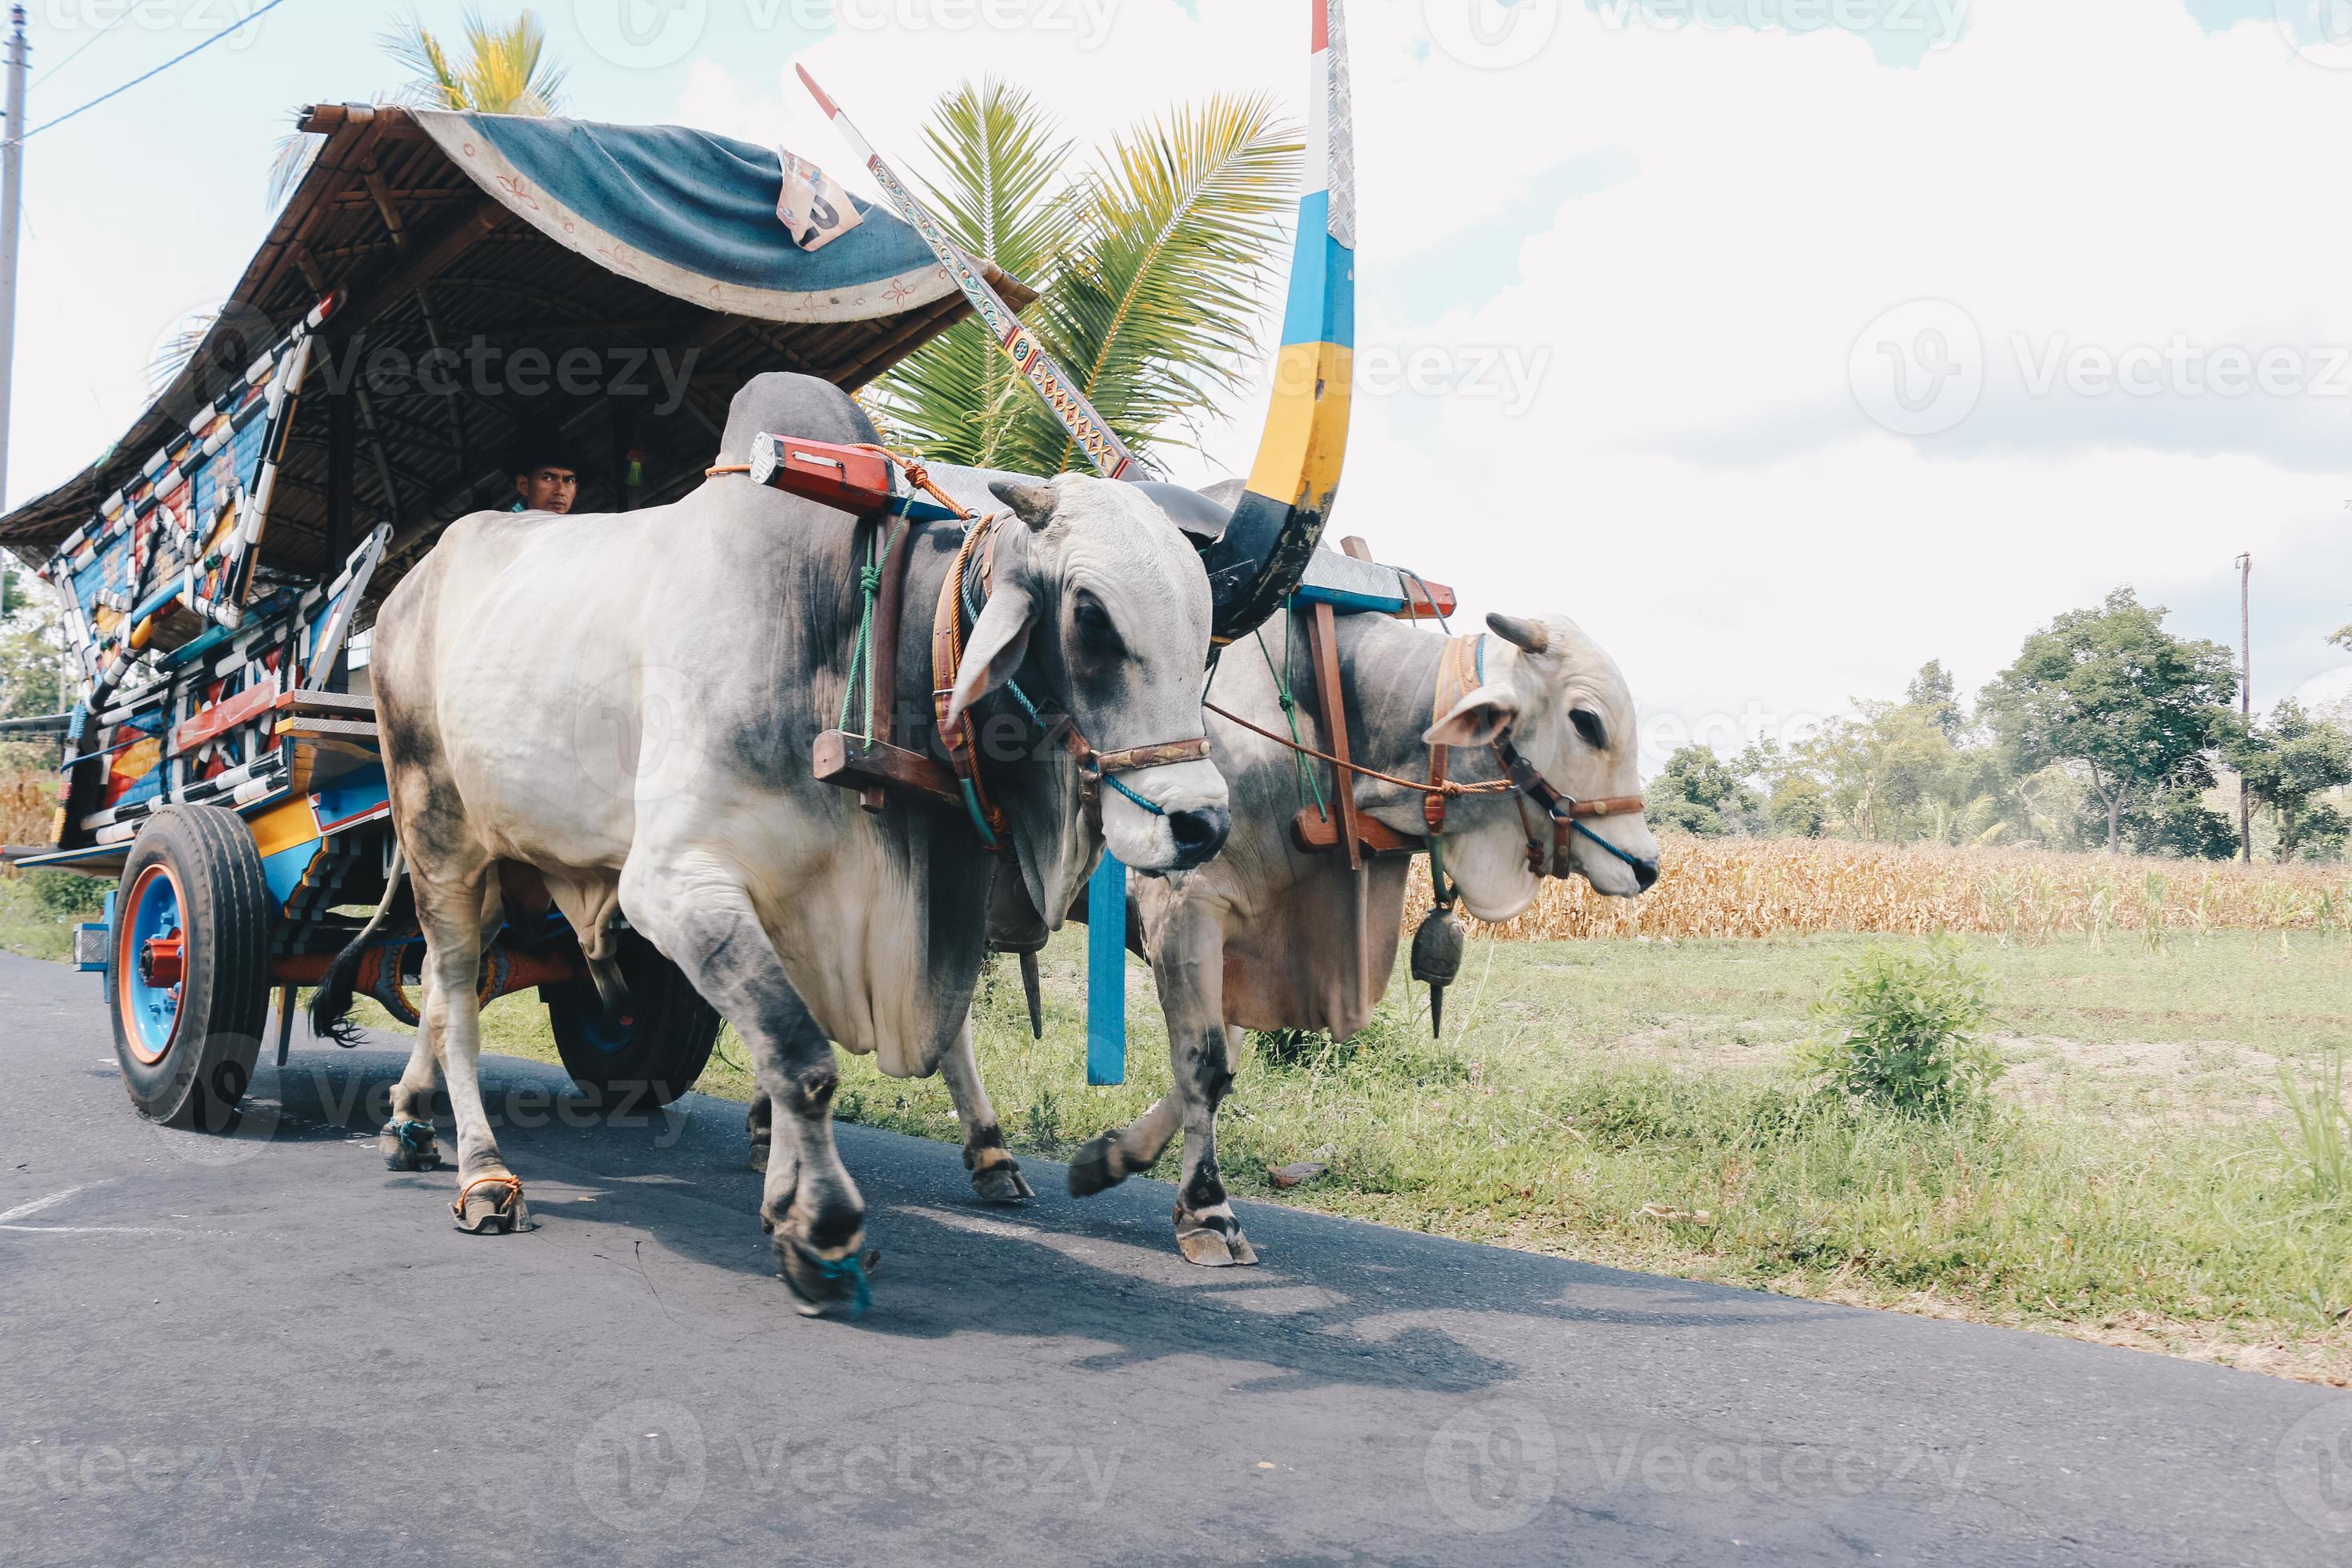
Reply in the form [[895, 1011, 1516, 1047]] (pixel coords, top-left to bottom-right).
[[571, 989, 638, 1058], [118, 863, 185, 1065]]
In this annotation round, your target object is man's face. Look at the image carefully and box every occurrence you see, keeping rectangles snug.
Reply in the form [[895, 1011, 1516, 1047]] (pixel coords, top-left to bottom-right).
[[516, 465, 579, 514]]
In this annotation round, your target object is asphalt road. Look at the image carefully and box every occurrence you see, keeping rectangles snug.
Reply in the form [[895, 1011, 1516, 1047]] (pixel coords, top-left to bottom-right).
[[2, 950, 2349, 1566]]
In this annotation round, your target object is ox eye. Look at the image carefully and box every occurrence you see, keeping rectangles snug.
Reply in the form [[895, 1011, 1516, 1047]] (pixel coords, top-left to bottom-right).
[[1073, 592, 1122, 654], [1570, 708, 1609, 750]]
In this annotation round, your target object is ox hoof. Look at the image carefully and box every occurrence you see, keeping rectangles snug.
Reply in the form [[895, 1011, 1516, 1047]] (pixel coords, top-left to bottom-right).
[[970, 1162, 1035, 1206], [451, 1174, 533, 1236], [1067, 1133, 1131, 1199], [380, 1118, 442, 1172], [1174, 1205, 1258, 1268], [778, 1240, 878, 1320]]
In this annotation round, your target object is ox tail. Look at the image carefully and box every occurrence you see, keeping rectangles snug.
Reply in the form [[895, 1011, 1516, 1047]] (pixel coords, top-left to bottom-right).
[[310, 841, 411, 1046]]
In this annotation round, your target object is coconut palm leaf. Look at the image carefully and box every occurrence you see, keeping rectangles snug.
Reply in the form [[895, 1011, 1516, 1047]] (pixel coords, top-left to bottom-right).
[[382, 7, 568, 117], [871, 84, 1298, 478], [866, 80, 1080, 467], [1036, 93, 1296, 476]]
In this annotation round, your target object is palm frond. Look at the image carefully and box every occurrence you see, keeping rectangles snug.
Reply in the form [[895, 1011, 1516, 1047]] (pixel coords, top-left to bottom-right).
[[267, 126, 325, 208], [1037, 92, 1298, 474], [380, 7, 566, 117], [871, 83, 1299, 478], [869, 81, 1078, 467]]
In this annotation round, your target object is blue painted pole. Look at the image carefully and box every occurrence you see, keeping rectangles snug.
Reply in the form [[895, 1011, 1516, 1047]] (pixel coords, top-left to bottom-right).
[[1086, 854, 1128, 1086]]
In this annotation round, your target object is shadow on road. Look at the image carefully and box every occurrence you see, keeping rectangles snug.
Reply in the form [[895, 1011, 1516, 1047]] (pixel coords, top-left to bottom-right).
[[172, 1044, 1837, 1402]]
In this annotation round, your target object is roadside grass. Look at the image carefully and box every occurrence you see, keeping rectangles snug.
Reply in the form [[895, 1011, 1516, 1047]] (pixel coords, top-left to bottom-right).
[[17, 874, 2350, 1384]]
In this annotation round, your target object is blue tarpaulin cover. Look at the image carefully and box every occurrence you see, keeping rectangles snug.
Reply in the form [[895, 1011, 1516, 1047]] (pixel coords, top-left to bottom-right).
[[414, 109, 958, 324]]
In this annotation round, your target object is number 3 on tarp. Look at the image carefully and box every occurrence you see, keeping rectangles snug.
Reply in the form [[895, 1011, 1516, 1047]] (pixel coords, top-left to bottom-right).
[[1086, 854, 1128, 1086]]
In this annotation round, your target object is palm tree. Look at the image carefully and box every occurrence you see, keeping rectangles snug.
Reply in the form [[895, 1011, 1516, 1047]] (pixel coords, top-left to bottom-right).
[[870, 79, 1299, 476], [380, 7, 570, 117], [269, 7, 568, 206]]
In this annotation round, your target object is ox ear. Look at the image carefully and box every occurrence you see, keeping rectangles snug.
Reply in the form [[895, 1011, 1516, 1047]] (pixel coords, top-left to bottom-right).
[[1425, 682, 1520, 749], [944, 581, 1041, 732], [988, 479, 1058, 530]]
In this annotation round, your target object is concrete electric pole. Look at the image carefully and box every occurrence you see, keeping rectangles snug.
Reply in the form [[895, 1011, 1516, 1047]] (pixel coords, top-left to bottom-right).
[[0, 6, 27, 514]]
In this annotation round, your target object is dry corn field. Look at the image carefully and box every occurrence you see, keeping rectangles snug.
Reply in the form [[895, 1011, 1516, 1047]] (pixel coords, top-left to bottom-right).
[[0, 769, 50, 849], [1407, 834, 2352, 942]]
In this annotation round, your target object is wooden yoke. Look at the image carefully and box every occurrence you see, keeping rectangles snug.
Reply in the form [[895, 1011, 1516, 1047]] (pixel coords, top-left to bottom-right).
[[1286, 536, 1433, 863], [767, 435, 963, 812], [1301, 600, 1362, 872]]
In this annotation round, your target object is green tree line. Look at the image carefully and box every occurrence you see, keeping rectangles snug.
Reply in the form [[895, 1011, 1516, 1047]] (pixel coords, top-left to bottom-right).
[[1648, 586, 2352, 863]]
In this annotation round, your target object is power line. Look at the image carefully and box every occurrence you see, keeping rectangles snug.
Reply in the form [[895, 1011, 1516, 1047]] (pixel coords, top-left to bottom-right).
[[31, 5, 139, 88], [5, 0, 294, 149]]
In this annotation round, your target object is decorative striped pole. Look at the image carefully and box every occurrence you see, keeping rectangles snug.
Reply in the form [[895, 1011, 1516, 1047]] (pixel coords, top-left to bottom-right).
[[1085, 854, 1128, 1086], [1199, 0, 1357, 644]]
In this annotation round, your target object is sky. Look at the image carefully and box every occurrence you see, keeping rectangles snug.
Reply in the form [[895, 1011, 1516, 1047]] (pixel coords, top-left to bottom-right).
[[6, 0, 2352, 770]]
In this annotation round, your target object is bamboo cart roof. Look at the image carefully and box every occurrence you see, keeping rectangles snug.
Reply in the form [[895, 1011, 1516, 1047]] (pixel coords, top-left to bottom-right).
[[0, 102, 1026, 578]]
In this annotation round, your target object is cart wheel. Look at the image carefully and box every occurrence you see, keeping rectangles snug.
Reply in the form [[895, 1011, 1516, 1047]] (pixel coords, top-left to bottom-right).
[[110, 805, 272, 1130], [544, 930, 720, 1109]]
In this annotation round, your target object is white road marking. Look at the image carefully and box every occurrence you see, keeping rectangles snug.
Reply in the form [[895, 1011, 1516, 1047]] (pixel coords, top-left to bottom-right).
[[0, 1224, 184, 1237], [0, 1186, 90, 1223]]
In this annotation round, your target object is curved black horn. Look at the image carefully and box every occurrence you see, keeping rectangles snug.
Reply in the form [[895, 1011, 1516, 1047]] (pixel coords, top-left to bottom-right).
[[1200, 0, 1355, 645]]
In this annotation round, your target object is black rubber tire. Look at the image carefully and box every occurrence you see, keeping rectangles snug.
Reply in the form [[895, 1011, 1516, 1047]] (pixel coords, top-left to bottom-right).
[[109, 804, 273, 1130], [544, 930, 721, 1110]]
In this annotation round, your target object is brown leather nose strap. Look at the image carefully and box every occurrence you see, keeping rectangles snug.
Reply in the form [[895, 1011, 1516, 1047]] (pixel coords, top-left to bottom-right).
[[1083, 736, 1212, 775]]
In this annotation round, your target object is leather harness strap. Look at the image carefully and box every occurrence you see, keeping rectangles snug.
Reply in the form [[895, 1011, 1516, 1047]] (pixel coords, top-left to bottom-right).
[[930, 516, 1011, 848], [929, 513, 1212, 850]]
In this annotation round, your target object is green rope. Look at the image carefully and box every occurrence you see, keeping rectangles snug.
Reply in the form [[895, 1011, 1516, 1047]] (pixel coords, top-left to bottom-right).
[[838, 520, 902, 739], [1253, 598, 1326, 818]]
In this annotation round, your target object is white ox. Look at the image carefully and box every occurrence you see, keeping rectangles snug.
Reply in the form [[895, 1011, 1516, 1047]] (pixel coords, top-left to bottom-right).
[[318, 372, 1230, 1315], [939, 604, 1660, 1263]]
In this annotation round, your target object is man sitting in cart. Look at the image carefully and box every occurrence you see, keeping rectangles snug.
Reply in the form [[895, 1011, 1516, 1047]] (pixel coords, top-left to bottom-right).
[[508, 432, 582, 515]]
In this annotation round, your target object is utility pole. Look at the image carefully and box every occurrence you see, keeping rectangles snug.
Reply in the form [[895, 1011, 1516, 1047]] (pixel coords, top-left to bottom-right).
[[2236, 551, 2253, 865], [0, 6, 26, 514]]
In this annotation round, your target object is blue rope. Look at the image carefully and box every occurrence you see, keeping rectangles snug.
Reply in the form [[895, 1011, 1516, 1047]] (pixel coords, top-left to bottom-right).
[[958, 778, 1000, 849], [806, 1250, 872, 1318], [1570, 816, 1648, 870], [1103, 774, 1166, 816]]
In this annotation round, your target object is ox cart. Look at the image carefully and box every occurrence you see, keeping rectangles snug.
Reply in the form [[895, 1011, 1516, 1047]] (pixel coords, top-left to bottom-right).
[[0, 102, 1031, 1125]]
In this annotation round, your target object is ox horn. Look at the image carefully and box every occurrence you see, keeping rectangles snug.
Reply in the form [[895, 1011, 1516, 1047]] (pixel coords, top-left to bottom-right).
[[1195, 0, 1356, 645], [988, 479, 1058, 530], [1487, 614, 1550, 655]]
